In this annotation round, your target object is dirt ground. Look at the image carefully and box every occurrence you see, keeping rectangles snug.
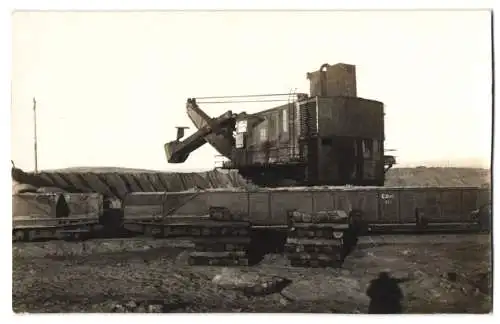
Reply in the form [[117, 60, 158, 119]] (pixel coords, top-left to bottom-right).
[[12, 234, 492, 314]]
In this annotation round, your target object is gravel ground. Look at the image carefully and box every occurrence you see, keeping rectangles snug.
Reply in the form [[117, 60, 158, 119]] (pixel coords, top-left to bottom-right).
[[12, 234, 492, 314]]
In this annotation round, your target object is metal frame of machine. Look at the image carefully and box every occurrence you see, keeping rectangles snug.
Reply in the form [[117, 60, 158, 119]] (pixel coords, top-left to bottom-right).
[[164, 62, 396, 187]]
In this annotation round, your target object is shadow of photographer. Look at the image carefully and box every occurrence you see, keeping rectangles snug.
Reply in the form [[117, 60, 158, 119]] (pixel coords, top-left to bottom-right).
[[366, 271, 411, 314]]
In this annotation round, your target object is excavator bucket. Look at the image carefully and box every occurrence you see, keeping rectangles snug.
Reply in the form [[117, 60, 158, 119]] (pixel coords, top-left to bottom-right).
[[164, 141, 195, 164], [164, 99, 236, 164]]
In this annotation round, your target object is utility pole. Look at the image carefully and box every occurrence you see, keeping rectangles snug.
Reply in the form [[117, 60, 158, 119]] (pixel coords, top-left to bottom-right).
[[33, 97, 38, 173]]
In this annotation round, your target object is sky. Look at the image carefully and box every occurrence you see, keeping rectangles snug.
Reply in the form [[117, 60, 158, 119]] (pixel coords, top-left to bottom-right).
[[10, 10, 493, 172]]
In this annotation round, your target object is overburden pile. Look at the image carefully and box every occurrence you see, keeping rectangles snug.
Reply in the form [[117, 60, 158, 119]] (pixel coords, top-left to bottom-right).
[[11, 166, 490, 198], [12, 167, 249, 199]]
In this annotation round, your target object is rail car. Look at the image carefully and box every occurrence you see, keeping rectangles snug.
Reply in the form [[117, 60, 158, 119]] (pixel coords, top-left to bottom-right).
[[12, 185, 491, 242], [12, 192, 104, 241], [121, 186, 491, 235]]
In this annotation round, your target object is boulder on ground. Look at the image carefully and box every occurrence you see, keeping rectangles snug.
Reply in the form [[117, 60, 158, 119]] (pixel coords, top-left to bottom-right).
[[212, 268, 291, 296]]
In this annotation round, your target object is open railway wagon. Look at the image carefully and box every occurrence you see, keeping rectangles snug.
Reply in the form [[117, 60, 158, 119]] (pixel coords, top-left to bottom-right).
[[121, 187, 490, 237], [11, 184, 490, 244], [122, 190, 358, 268], [121, 185, 490, 267], [12, 192, 104, 241]]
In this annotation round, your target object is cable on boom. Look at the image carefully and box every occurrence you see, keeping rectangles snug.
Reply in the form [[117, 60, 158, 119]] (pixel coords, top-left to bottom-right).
[[195, 93, 293, 100], [196, 99, 292, 104]]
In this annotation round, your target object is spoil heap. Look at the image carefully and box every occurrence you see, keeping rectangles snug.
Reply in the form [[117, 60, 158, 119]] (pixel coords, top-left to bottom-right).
[[11, 166, 249, 199], [11, 166, 490, 199]]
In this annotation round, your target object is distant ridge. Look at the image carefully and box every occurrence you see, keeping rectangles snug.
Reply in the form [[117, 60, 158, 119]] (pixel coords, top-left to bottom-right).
[[386, 167, 490, 187]]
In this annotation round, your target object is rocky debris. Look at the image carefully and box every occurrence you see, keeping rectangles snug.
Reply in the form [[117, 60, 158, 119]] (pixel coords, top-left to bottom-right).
[[13, 234, 492, 313], [109, 294, 195, 313], [212, 268, 291, 296], [110, 303, 126, 312], [242, 277, 292, 297], [111, 300, 167, 313], [446, 272, 458, 282], [281, 276, 367, 304], [12, 238, 194, 259], [147, 304, 164, 313]]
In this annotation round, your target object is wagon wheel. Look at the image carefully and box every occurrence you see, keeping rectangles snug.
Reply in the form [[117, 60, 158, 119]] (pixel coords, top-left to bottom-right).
[[153, 227, 164, 238], [27, 230, 38, 241], [72, 232, 83, 241], [61, 232, 73, 241], [144, 225, 161, 238], [12, 229, 27, 242]]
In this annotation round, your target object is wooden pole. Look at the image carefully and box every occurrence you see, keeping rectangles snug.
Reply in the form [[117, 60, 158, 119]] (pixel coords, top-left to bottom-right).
[[33, 97, 38, 173]]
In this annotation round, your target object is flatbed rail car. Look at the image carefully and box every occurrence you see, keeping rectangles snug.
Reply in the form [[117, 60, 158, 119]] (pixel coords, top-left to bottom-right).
[[122, 186, 490, 236], [12, 192, 104, 241]]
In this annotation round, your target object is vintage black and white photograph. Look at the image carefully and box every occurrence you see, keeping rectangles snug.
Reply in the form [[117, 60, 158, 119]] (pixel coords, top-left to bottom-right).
[[8, 6, 493, 315]]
